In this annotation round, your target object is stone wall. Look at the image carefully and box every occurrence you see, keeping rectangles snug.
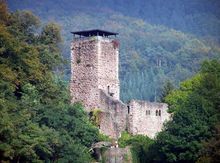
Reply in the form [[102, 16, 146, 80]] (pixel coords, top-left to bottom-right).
[[99, 90, 127, 138], [70, 38, 100, 112], [103, 147, 132, 163], [70, 35, 171, 139], [98, 37, 120, 100], [70, 36, 120, 112], [128, 100, 170, 138]]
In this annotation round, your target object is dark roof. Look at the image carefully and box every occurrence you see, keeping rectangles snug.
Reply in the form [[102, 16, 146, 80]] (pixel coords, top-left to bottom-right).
[[71, 29, 118, 37]]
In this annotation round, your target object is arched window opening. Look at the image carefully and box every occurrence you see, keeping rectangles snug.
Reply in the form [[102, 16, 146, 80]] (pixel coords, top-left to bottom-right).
[[159, 110, 161, 116], [146, 110, 151, 115], [156, 110, 158, 116]]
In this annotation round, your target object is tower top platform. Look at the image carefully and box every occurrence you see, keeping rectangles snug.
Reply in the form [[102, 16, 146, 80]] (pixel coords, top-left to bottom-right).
[[71, 29, 118, 37]]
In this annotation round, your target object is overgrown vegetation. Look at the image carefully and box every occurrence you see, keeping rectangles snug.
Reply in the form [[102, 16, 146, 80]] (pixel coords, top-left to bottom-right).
[[118, 132, 154, 163], [90, 108, 103, 127], [124, 60, 220, 162], [98, 133, 112, 142], [2, 1, 220, 162], [0, 1, 99, 162]]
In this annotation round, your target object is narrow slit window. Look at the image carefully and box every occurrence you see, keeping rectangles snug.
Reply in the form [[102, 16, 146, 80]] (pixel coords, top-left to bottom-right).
[[156, 110, 158, 116], [107, 86, 110, 94], [128, 106, 130, 114], [159, 110, 161, 116]]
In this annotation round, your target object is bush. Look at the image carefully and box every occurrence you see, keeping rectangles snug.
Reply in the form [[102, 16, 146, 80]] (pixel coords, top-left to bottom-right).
[[118, 131, 154, 163]]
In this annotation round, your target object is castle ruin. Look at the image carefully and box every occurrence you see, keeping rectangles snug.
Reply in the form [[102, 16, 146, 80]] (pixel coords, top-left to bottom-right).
[[70, 29, 170, 139]]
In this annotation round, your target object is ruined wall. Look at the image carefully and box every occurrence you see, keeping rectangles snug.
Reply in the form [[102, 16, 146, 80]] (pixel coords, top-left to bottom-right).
[[128, 100, 170, 138], [98, 37, 120, 100], [70, 38, 100, 112], [99, 90, 127, 138], [103, 147, 132, 163], [70, 35, 170, 139]]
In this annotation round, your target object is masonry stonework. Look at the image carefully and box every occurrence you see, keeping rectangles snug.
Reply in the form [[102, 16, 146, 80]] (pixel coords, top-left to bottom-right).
[[99, 90, 127, 138], [128, 100, 170, 138], [70, 36, 119, 112], [70, 40, 99, 112], [70, 30, 170, 139], [98, 39, 120, 100]]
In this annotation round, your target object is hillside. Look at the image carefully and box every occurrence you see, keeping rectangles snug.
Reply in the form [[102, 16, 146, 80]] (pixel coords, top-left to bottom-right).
[[8, 0, 220, 40], [8, 0, 220, 102], [2, 1, 220, 162]]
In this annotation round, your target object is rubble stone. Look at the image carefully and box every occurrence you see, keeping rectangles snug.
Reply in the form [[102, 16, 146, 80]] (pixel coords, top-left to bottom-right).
[[70, 35, 170, 139]]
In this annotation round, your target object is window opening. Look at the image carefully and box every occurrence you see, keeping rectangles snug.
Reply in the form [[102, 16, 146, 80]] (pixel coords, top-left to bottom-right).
[[128, 106, 130, 114], [156, 110, 158, 116], [107, 86, 110, 94]]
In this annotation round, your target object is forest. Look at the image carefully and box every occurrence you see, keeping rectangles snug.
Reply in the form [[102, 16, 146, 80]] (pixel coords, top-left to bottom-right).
[[0, 2, 100, 162], [8, 0, 220, 102], [1, 0, 220, 162], [117, 59, 220, 163]]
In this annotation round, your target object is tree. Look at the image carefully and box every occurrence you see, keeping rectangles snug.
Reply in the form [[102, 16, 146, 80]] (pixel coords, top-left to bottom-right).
[[0, 2, 99, 162], [146, 60, 220, 162], [0, 0, 8, 23], [159, 80, 174, 103]]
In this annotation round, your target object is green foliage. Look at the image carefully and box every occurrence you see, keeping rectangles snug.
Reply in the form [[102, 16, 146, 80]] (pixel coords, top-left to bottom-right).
[[118, 131, 132, 148], [40, 22, 62, 44], [128, 135, 154, 163], [117, 60, 220, 163], [8, 10, 40, 43], [197, 125, 220, 163], [0, 2, 99, 162], [3, 1, 220, 162], [145, 60, 220, 162], [98, 133, 111, 142], [118, 132, 153, 163], [7, 0, 220, 102], [90, 108, 102, 127], [159, 80, 175, 102], [165, 74, 203, 113], [0, 0, 8, 23]]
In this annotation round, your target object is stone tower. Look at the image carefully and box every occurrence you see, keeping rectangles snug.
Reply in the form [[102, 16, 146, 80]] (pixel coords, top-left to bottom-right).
[[70, 29, 120, 112]]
